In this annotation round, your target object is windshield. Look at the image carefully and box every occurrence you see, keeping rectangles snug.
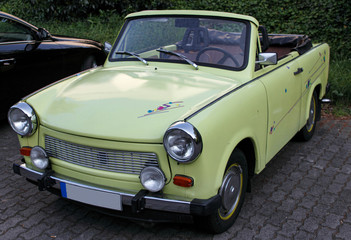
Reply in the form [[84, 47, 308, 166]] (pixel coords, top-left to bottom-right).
[[110, 16, 249, 70]]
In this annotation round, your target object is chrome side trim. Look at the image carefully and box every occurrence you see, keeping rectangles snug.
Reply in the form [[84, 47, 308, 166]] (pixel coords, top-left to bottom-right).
[[16, 163, 191, 214]]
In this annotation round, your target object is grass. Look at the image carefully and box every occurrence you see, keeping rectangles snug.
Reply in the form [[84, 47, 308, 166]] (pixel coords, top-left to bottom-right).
[[33, 15, 351, 117], [326, 56, 351, 117]]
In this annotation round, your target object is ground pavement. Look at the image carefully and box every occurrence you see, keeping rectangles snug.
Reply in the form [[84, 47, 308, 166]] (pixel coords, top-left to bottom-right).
[[1, 118, 351, 239]]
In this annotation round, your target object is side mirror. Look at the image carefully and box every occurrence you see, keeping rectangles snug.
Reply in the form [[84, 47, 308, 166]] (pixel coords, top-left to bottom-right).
[[256, 52, 277, 65], [104, 42, 112, 54], [37, 28, 51, 40]]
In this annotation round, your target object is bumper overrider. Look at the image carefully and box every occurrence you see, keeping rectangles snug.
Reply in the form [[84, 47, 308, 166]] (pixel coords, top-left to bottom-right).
[[13, 162, 221, 223]]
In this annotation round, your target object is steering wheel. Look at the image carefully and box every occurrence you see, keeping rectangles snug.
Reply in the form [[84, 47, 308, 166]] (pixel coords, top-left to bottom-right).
[[196, 47, 240, 67]]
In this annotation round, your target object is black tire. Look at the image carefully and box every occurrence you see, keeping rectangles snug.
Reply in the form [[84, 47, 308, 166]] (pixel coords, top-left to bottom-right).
[[195, 149, 248, 233], [81, 55, 97, 71], [297, 91, 318, 141]]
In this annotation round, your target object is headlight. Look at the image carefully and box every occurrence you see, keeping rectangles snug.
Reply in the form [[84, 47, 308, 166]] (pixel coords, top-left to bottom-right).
[[8, 102, 37, 136], [140, 167, 165, 192], [163, 122, 202, 163], [30, 146, 49, 170]]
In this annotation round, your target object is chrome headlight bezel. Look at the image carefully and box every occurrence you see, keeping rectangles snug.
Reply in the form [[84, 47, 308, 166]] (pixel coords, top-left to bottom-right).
[[30, 146, 49, 170], [140, 166, 166, 192], [8, 102, 37, 136], [163, 121, 202, 163]]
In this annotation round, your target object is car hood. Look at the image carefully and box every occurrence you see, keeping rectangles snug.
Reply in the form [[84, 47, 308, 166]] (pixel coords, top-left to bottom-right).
[[27, 65, 241, 143]]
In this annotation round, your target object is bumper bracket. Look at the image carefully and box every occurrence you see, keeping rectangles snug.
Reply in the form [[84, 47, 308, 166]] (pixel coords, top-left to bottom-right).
[[131, 189, 148, 213], [38, 170, 56, 191]]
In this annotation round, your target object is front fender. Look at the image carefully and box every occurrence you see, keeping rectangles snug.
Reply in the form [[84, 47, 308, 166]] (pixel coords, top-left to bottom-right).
[[170, 80, 268, 200]]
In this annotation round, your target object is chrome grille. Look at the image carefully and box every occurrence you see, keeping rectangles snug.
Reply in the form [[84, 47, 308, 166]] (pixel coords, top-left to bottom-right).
[[45, 135, 159, 175]]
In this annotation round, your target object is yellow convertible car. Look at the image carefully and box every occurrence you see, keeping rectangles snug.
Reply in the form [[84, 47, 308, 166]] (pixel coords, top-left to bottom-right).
[[8, 10, 329, 233]]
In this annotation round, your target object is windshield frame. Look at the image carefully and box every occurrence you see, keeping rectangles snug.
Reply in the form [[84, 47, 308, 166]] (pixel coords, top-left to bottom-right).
[[109, 15, 251, 71]]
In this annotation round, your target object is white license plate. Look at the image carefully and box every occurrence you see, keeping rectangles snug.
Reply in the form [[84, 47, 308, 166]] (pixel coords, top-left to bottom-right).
[[60, 182, 122, 211]]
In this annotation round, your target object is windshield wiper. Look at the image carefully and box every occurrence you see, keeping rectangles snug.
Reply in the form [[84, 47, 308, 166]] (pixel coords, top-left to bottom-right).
[[156, 48, 198, 70], [116, 51, 148, 65]]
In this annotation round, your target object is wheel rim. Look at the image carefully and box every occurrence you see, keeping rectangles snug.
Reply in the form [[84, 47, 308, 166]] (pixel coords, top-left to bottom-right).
[[306, 95, 316, 132], [218, 164, 243, 220]]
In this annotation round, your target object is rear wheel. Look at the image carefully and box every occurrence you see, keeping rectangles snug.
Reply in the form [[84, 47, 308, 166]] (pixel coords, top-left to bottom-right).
[[297, 91, 318, 141], [195, 149, 248, 233]]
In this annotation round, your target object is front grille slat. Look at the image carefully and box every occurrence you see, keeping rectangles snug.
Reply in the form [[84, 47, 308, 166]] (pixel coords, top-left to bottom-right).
[[45, 135, 159, 175]]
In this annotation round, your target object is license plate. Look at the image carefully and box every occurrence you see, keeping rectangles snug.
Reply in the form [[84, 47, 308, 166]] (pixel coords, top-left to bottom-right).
[[60, 182, 122, 211]]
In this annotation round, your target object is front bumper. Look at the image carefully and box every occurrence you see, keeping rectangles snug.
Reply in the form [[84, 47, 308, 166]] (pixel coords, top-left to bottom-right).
[[13, 162, 221, 222]]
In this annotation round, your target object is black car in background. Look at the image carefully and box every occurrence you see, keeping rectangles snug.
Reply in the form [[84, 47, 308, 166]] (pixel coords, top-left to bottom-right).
[[0, 11, 107, 118]]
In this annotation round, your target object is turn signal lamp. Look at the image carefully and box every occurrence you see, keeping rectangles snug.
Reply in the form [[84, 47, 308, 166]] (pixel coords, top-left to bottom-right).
[[20, 147, 32, 156], [173, 175, 194, 187]]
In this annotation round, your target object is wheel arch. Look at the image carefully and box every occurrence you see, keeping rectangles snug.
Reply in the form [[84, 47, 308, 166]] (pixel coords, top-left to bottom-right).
[[235, 138, 256, 179], [305, 84, 322, 122], [314, 84, 322, 121]]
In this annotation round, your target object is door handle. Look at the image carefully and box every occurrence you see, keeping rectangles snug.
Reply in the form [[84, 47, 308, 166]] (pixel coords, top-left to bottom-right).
[[294, 68, 303, 75], [0, 58, 16, 66]]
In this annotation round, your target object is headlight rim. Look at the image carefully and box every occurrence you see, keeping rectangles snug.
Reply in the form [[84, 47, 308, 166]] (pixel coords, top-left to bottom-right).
[[163, 121, 202, 163], [140, 166, 166, 192], [8, 102, 38, 136], [30, 146, 49, 170]]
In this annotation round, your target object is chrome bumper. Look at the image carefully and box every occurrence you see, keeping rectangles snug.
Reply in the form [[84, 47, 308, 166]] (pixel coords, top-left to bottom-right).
[[13, 163, 220, 218]]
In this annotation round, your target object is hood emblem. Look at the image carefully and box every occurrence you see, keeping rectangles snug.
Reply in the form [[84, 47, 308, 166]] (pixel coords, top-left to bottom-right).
[[138, 101, 184, 118]]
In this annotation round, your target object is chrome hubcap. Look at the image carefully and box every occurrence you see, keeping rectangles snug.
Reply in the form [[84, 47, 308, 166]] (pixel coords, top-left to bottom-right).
[[219, 165, 242, 217], [306, 96, 315, 131]]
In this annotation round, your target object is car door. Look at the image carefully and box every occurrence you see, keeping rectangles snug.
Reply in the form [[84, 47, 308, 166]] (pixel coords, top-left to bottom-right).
[[0, 15, 64, 115], [258, 59, 303, 163]]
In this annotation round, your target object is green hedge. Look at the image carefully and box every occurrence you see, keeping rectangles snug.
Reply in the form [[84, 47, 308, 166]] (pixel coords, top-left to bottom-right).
[[174, 0, 351, 59], [1, 0, 350, 107], [1, 0, 350, 58], [0, 0, 349, 58]]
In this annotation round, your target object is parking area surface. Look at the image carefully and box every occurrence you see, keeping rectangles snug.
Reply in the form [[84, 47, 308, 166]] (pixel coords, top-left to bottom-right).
[[1, 118, 351, 239]]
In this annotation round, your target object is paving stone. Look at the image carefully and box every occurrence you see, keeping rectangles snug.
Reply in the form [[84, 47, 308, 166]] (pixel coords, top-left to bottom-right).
[[298, 177, 316, 190], [74, 227, 102, 240], [300, 216, 320, 233], [288, 207, 309, 222], [290, 187, 306, 200], [280, 220, 301, 238], [0, 215, 26, 232], [268, 190, 287, 203], [233, 227, 256, 239], [319, 193, 338, 206], [339, 189, 351, 204], [336, 223, 351, 239], [294, 230, 315, 239], [311, 204, 330, 218], [329, 200, 349, 216], [249, 214, 267, 229], [326, 182, 344, 195], [254, 224, 278, 239], [322, 213, 343, 229], [298, 195, 317, 209], [315, 227, 336, 240], [277, 179, 296, 193], [277, 198, 297, 213], [0, 225, 27, 240], [19, 223, 50, 240], [1, 117, 351, 239]]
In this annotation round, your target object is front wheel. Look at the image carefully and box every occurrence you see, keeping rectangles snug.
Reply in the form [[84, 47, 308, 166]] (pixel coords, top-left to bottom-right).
[[195, 149, 248, 233]]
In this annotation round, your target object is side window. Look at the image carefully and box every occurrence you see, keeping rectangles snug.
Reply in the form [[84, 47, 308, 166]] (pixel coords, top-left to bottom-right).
[[0, 17, 34, 42]]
